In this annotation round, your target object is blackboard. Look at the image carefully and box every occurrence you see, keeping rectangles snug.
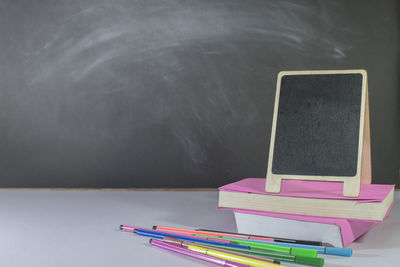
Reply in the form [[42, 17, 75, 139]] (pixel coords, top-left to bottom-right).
[[272, 73, 363, 176], [0, 0, 398, 188]]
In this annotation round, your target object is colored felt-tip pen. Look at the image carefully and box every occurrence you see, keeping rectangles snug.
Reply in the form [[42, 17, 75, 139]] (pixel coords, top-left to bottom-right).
[[187, 243, 284, 267], [152, 225, 275, 241], [150, 239, 250, 267], [162, 236, 281, 265], [195, 228, 323, 246], [130, 227, 249, 249], [196, 234, 318, 258], [206, 244, 324, 267], [120, 225, 231, 244], [221, 236, 351, 257]]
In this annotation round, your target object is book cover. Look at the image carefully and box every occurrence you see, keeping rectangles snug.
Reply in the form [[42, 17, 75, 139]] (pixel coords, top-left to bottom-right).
[[218, 178, 394, 220], [218, 206, 393, 247]]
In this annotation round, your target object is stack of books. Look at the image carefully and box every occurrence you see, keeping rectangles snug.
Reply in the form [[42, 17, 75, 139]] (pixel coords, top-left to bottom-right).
[[218, 178, 395, 247]]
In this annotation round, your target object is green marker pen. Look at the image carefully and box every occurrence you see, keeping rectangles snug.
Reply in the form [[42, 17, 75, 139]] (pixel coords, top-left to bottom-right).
[[196, 234, 318, 258]]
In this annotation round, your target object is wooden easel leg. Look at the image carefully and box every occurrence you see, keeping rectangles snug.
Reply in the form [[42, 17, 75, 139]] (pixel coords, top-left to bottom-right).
[[361, 85, 372, 184], [266, 177, 282, 193]]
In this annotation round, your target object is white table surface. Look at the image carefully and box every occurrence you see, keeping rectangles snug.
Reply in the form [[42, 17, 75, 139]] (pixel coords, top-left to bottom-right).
[[0, 189, 398, 267]]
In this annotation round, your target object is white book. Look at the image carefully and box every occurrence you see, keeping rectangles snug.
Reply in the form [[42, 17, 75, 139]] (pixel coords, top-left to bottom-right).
[[234, 211, 344, 247], [230, 209, 385, 248]]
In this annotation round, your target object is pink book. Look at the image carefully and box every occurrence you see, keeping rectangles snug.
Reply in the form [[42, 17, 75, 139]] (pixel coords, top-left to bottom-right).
[[218, 178, 395, 247], [219, 206, 393, 247], [219, 178, 394, 202]]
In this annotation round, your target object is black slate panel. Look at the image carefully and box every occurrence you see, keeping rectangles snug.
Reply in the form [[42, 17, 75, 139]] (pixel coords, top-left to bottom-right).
[[272, 74, 363, 176]]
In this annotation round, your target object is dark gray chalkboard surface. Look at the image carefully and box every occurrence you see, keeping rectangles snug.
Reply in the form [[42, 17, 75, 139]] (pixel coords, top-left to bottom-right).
[[272, 73, 363, 176], [0, 0, 399, 187]]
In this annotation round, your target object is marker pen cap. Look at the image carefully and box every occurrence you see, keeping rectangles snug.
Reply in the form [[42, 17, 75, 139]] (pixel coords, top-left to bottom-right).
[[295, 256, 324, 267], [291, 247, 318, 258], [188, 245, 208, 254], [325, 247, 352, 257]]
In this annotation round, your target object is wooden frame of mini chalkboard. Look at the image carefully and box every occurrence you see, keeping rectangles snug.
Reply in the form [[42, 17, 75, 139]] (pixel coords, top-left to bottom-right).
[[266, 70, 371, 197]]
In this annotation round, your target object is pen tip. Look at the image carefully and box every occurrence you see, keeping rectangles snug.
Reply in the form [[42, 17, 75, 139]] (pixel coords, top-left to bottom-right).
[[149, 239, 153, 244], [152, 226, 157, 230], [119, 225, 123, 230]]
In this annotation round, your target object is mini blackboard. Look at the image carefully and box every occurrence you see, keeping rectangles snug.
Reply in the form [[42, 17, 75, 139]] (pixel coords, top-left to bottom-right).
[[266, 70, 371, 197]]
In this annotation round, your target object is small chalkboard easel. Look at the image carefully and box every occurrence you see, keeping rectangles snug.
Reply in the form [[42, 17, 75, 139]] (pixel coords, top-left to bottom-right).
[[266, 70, 371, 197]]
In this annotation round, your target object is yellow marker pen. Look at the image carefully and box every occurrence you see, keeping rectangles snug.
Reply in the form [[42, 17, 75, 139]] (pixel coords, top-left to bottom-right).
[[188, 244, 284, 267]]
